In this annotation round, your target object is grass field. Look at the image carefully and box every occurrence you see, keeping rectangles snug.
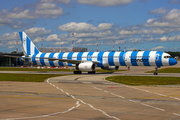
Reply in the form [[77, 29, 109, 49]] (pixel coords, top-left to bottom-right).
[[147, 67, 180, 73], [0, 67, 126, 72], [106, 76, 180, 86], [0, 73, 64, 82], [0, 67, 72, 71]]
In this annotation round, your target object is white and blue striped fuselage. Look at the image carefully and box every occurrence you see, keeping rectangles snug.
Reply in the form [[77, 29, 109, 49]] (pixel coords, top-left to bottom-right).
[[26, 51, 177, 68]]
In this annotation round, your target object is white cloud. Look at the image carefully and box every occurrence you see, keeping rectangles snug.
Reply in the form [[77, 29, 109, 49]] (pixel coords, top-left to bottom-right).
[[6, 9, 37, 19], [115, 40, 126, 44], [146, 18, 157, 24], [101, 35, 127, 40], [58, 22, 96, 32], [8, 46, 15, 49], [25, 27, 52, 37], [33, 37, 42, 43], [129, 38, 143, 43], [169, 0, 180, 4], [159, 36, 168, 41], [145, 21, 177, 27], [57, 22, 113, 32], [55, 41, 67, 45], [165, 9, 180, 20], [152, 46, 165, 50], [97, 23, 114, 30], [75, 30, 112, 37], [119, 29, 165, 35], [0, 1, 64, 20], [145, 9, 180, 28], [0, 18, 13, 26], [46, 34, 61, 41], [77, 0, 133, 6], [168, 35, 180, 41], [7, 41, 21, 45], [59, 34, 68, 39], [77, 39, 82, 43], [36, 3, 57, 9], [40, 0, 70, 4], [148, 7, 167, 14], [35, 7, 63, 18], [0, 32, 18, 41], [83, 43, 96, 46]]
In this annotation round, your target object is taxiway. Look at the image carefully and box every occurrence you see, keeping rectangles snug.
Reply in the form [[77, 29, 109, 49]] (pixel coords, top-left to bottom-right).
[[0, 63, 180, 120]]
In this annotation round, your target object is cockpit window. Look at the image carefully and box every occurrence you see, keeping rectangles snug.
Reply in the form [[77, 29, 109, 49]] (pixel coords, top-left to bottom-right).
[[164, 56, 172, 58]]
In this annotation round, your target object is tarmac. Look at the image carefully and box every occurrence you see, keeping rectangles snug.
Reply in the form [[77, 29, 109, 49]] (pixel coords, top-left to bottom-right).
[[0, 63, 180, 120]]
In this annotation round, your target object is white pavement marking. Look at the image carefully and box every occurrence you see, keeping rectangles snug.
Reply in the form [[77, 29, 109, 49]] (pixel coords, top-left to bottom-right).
[[60, 89, 64, 93], [47, 79, 120, 120], [93, 86, 166, 113], [65, 92, 70, 96], [110, 93, 125, 99], [104, 90, 109, 93], [93, 87, 102, 91], [153, 92, 167, 97], [129, 99, 137, 103], [123, 84, 180, 101], [173, 113, 180, 116], [141, 103, 165, 111], [78, 99, 87, 105], [0, 101, 81, 120], [170, 96, 180, 100], [71, 95, 76, 100]]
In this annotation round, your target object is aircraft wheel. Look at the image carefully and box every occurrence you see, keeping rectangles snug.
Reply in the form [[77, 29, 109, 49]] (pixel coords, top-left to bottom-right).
[[74, 71, 82, 74], [88, 71, 96, 74], [154, 72, 158, 75]]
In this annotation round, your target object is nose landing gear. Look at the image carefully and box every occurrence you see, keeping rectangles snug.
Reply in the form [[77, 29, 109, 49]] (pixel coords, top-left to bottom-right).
[[154, 66, 159, 75]]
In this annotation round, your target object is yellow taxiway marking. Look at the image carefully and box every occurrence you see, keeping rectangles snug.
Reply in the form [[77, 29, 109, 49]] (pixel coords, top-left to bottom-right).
[[38, 92, 44, 94], [13, 95, 20, 97]]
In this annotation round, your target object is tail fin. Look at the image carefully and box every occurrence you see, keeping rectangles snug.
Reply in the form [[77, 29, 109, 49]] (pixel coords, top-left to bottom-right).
[[19, 32, 41, 56]]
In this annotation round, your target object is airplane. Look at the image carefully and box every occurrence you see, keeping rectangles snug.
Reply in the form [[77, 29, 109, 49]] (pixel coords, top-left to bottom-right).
[[6, 32, 178, 75]]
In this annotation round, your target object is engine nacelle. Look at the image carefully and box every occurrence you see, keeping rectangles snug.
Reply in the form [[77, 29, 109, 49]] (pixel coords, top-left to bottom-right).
[[77, 62, 95, 71], [101, 66, 119, 71]]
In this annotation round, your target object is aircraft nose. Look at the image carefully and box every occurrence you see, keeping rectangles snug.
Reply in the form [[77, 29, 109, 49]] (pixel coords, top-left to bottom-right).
[[169, 58, 177, 66]]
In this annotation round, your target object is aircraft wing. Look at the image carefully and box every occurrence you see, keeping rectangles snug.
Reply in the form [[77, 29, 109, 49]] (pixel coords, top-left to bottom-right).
[[0, 55, 31, 59], [1, 55, 100, 64], [32, 57, 100, 64]]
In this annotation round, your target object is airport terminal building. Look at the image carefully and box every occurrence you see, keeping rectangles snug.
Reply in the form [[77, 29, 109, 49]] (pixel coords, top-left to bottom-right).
[[0, 53, 23, 66]]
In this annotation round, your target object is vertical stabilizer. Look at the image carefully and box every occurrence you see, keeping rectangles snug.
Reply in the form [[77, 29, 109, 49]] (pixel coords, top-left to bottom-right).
[[19, 32, 41, 56]]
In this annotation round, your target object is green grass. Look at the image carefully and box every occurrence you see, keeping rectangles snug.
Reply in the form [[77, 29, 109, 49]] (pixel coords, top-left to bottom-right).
[[106, 76, 180, 86], [0, 67, 126, 72], [0, 67, 72, 72], [147, 68, 180, 73], [0, 73, 64, 82]]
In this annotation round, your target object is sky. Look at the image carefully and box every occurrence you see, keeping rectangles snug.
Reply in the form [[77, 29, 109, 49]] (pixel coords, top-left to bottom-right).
[[0, 0, 180, 53]]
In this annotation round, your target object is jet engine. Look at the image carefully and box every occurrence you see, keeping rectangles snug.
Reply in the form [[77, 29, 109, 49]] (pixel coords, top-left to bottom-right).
[[101, 66, 119, 70], [76, 62, 95, 71]]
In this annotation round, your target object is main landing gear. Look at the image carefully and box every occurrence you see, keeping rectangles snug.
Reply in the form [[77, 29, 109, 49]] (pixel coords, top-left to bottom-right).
[[73, 71, 96, 74], [74, 71, 82, 74], [154, 66, 159, 75], [88, 71, 96, 74]]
